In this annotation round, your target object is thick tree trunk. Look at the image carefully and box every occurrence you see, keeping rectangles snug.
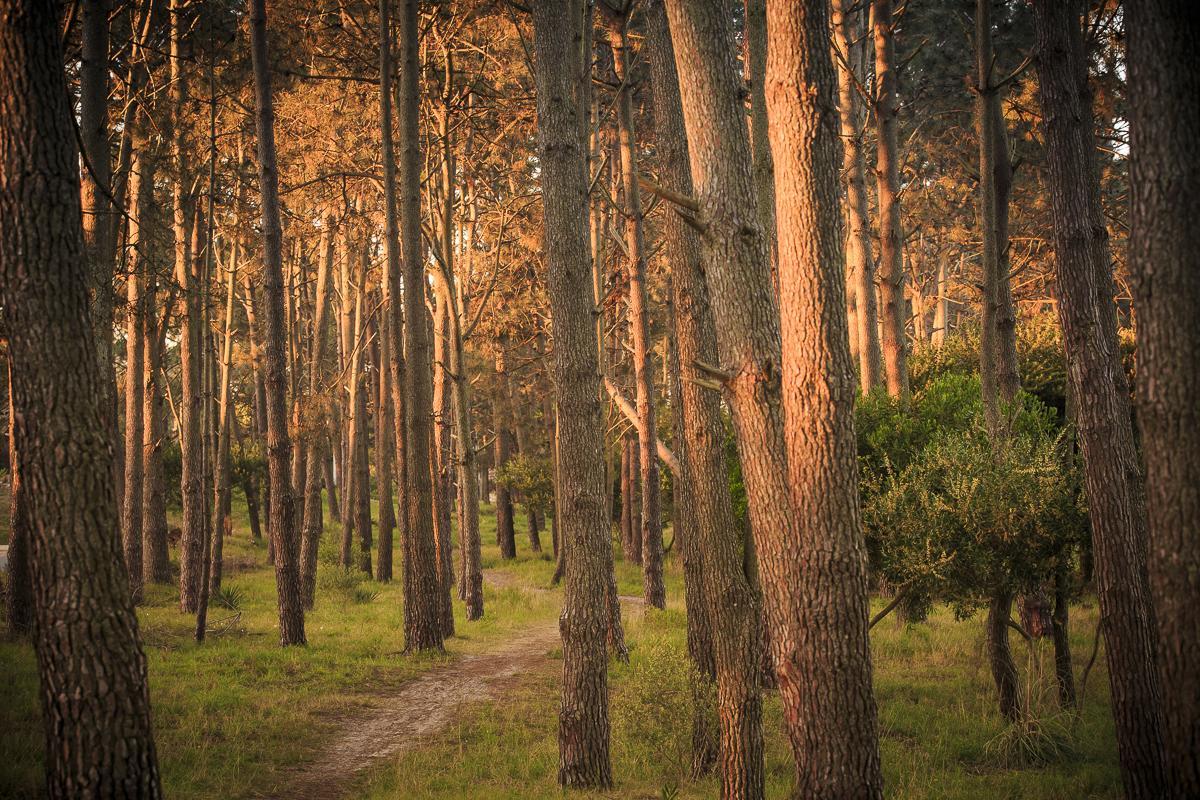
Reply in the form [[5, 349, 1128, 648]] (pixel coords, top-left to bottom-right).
[[249, 0, 306, 646], [645, 4, 764, 794], [0, 1, 162, 789], [764, 1, 885, 794], [603, 6, 665, 608], [1126, 2, 1199, 795], [531, 1, 614, 787], [871, 0, 910, 400], [397, 0, 445, 653], [833, 0, 884, 393]]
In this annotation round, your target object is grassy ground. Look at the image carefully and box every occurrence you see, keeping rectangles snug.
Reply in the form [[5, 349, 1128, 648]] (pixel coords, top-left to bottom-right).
[[1, 490, 1122, 799]]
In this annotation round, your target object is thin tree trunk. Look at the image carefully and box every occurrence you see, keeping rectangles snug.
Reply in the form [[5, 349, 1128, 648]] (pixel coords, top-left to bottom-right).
[[833, 0, 884, 393], [987, 591, 1020, 721], [374, 311, 397, 583], [493, 348, 517, 559], [249, 0, 306, 646], [5, 361, 33, 636], [0, 2, 162, 788], [645, 4, 764, 794], [764, 1, 885, 793], [122, 145, 151, 602], [1051, 566, 1076, 708], [210, 238, 238, 595], [431, 298, 455, 635], [301, 221, 334, 605], [352, 250, 373, 577], [871, 0, 910, 400], [1125, 2, 1198, 794], [531, 1, 613, 787], [603, 5, 665, 608], [143, 272, 171, 585]]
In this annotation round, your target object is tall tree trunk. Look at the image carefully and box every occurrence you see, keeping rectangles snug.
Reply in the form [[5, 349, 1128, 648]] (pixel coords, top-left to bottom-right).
[[1127, 2, 1199, 794], [211, 238, 239, 595], [645, 4, 764, 794], [373, 312, 396, 584], [620, 433, 635, 561], [301, 222, 334, 605], [352, 250, 373, 577], [871, 0, 910, 400], [833, 0, 884, 393], [142, 273, 171, 586], [603, 5, 665, 608], [80, 0, 121, 520], [974, 0, 1026, 720], [122, 145, 151, 602], [397, 0, 444, 653], [531, 1, 613, 787], [493, 347, 517, 559], [431, 298, 456, 635], [764, 0, 885, 794], [0, 1, 162, 789], [1051, 566, 1076, 708], [743, 0, 776, 283], [249, 0, 306, 646]]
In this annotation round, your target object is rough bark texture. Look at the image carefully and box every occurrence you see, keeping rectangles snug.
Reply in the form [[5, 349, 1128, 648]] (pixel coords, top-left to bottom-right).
[[645, 3, 764, 794], [832, 0, 883, 393], [6, 362, 34, 636], [374, 314, 397, 584], [0, 1, 163, 790], [493, 349, 517, 559], [143, 275, 171, 586], [871, 0, 910, 400], [397, 0, 445, 653], [986, 591, 1020, 721], [1127, 2, 1200, 795], [743, 0, 776, 281], [531, 1, 614, 787], [764, 1, 884, 795], [249, 0, 306, 646]]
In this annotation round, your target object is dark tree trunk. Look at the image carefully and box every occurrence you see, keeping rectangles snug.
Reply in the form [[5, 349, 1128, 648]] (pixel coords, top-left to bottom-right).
[[987, 592, 1020, 722], [0, 1, 162, 790], [1127, 2, 1200, 795], [396, 0, 445, 653], [249, 0, 306, 646], [493, 351, 517, 559], [1051, 567, 1076, 708], [531, 0, 614, 787], [301, 222, 333, 605], [373, 312, 397, 584], [143, 274, 171, 586]]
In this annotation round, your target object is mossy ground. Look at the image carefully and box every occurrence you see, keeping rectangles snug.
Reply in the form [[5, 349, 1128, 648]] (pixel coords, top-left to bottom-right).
[[1, 493, 1121, 799]]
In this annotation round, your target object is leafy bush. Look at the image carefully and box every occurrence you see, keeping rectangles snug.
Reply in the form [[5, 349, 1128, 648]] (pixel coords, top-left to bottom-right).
[[496, 454, 554, 516], [861, 392, 1085, 621], [317, 566, 379, 604]]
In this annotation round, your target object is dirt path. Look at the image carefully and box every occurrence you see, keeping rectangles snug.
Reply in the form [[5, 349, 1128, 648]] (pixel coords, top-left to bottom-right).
[[267, 571, 557, 799], [265, 571, 645, 800]]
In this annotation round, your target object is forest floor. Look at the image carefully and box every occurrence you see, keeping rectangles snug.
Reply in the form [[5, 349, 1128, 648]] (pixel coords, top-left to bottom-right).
[[1, 489, 1125, 799]]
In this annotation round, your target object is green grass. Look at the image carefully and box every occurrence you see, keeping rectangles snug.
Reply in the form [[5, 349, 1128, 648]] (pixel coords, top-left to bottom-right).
[[1, 489, 1122, 799]]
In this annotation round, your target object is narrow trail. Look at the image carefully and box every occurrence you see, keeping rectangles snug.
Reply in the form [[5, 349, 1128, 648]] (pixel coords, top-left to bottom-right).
[[265, 571, 645, 800]]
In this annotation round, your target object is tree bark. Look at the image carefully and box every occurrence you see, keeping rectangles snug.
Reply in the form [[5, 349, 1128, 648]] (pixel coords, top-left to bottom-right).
[[249, 0, 306, 646], [743, 0, 776, 284], [397, 0, 445, 653], [210, 237, 239, 595], [5, 362, 33, 636], [143, 278, 171, 586], [301, 221, 334, 605], [645, 4, 764, 794], [833, 0, 884, 393], [986, 592, 1020, 721], [0, 1, 162, 789], [1127, 2, 1200, 795], [871, 0, 910, 400], [764, 1, 884, 794], [493, 347, 517, 559], [531, 1, 614, 787], [373, 312, 397, 584]]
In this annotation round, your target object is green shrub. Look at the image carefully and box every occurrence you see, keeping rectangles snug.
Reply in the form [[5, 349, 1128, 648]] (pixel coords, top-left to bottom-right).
[[496, 454, 554, 517], [317, 566, 379, 604]]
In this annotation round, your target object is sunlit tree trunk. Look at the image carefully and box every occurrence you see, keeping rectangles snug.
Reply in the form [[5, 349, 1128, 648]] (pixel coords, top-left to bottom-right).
[[1127, 1, 1199, 795], [832, 0, 884, 393], [871, 0, 910, 400], [0, 1, 162, 788], [765, 0, 884, 794]]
